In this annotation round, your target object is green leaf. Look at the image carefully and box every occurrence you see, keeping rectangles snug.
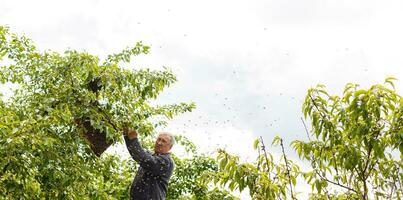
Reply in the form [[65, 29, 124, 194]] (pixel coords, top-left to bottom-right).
[[253, 138, 260, 150], [272, 135, 281, 146]]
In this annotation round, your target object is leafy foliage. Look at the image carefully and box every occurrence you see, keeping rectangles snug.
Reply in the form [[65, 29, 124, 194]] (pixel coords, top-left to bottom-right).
[[206, 78, 403, 200], [0, 25, 199, 199], [206, 137, 300, 200], [168, 154, 238, 200], [292, 77, 403, 199]]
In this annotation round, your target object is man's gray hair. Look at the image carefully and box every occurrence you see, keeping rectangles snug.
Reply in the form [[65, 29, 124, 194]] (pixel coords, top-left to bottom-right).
[[159, 132, 176, 147]]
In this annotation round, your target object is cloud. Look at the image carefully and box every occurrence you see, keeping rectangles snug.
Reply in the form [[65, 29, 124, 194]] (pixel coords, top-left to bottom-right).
[[252, 0, 375, 27]]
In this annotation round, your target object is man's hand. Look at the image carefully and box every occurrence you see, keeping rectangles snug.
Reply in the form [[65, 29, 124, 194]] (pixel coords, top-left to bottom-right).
[[127, 128, 138, 140]]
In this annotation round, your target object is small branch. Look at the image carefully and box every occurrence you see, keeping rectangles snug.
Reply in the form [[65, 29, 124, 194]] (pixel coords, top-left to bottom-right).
[[395, 166, 403, 198], [323, 187, 332, 200], [314, 170, 359, 194], [309, 143, 359, 195], [389, 183, 395, 200], [260, 136, 271, 180], [280, 138, 296, 200], [300, 117, 311, 141], [257, 140, 261, 172]]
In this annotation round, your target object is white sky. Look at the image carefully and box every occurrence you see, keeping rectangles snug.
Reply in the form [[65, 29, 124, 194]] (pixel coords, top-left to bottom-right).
[[2, 0, 403, 198]]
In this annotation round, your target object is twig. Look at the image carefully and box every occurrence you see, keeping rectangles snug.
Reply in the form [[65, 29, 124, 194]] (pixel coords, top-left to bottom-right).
[[257, 139, 261, 172], [280, 138, 296, 200], [300, 117, 311, 141], [314, 169, 359, 194], [260, 136, 271, 180]]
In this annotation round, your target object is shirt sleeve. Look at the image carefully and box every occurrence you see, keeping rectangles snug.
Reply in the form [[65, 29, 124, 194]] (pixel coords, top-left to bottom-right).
[[124, 135, 171, 175]]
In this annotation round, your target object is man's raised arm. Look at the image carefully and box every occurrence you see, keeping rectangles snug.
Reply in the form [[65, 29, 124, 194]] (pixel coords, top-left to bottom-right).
[[124, 129, 172, 175]]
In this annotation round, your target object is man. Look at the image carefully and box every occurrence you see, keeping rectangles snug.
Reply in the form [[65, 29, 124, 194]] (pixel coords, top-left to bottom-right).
[[124, 129, 175, 200]]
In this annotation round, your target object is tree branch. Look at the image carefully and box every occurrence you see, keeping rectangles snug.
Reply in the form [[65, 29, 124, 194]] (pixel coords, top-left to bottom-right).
[[259, 136, 271, 180], [300, 117, 311, 141], [314, 169, 359, 194], [280, 138, 296, 200]]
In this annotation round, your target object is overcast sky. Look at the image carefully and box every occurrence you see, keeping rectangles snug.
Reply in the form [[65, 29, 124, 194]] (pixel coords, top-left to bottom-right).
[[2, 0, 403, 198]]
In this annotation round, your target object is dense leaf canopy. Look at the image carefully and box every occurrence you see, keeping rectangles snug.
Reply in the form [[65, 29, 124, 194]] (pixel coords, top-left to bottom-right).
[[0, 26, 235, 199]]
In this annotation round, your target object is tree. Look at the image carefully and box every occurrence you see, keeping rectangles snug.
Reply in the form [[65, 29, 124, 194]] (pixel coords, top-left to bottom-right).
[[0, 25, 199, 199], [292, 78, 403, 199], [206, 78, 403, 200]]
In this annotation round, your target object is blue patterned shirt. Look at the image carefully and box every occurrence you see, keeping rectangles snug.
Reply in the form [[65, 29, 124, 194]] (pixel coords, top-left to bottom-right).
[[124, 136, 174, 200]]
